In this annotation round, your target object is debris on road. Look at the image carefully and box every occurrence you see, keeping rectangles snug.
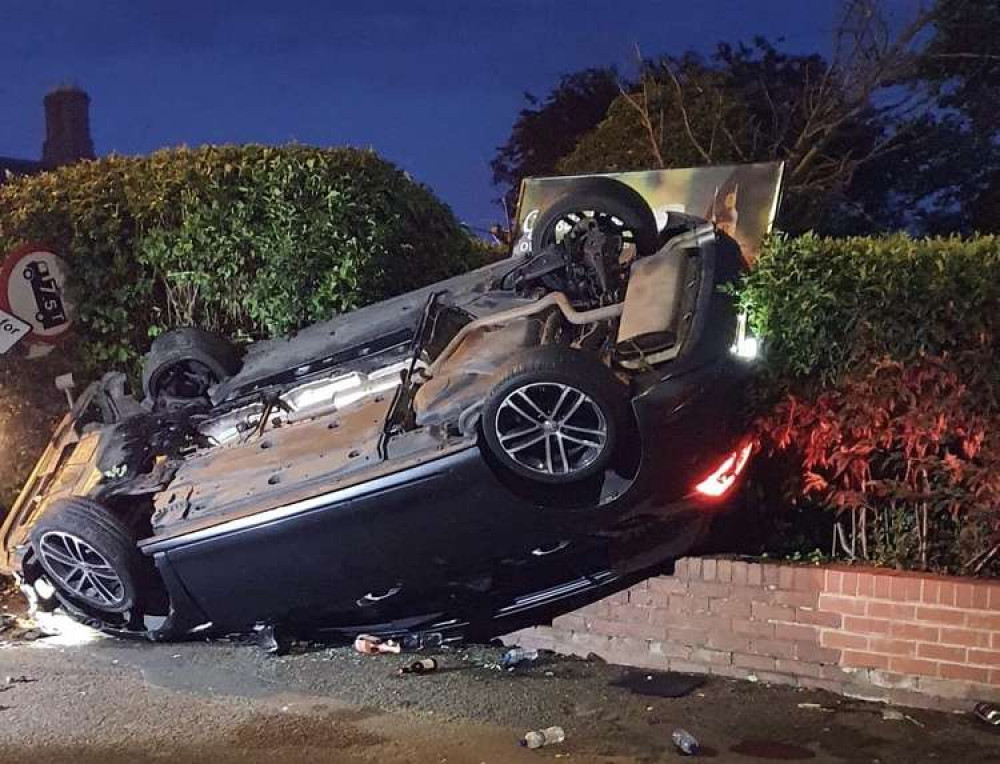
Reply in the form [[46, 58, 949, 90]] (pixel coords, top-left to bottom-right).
[[521, 725, 565, 749], [500, 647, 539, 669], [0, 613, 43, 644], [354, 634, 401, 655], [253, 624, 291, 656], [976, 702, 1000, 726], [398, 658, 438, 676], [797, 702, 835, 712], [4, 675, 35, 684], [671, 728, 700, 756], [611, 670, 705, 699]]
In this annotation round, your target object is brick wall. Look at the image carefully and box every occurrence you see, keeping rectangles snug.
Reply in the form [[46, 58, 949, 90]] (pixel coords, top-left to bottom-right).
[[505, 558, 1000, 710]]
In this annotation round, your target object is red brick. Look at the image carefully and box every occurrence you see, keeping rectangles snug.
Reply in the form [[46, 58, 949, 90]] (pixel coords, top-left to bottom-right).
[[709, 664, 754, 680], [732, 618, 775, 639], [841, 571, 859, 596], [774, 590, 816, 608], [690, 647, 732, 666], [855, 572, 876, 598], [890, 622, 939, 642], [921, 578, 941, 605], [795, 607, 842, 628], [939, 627, 991, 648], [940, 663, 991, 684], [708, 632, 751, 653], [915, 606, 966, 626], [991, 586, 1000, 610], [955, 583, 978, 610], [969, 649, 1000, 667], [762, 564, 781, 588], [993, 632, 1000, 651], [917, 643, 966, 663], [825, 570, 843, 594], [843, 616, 891, 636], [793, 568, 825, 592], [866, 601, 916, 621], [751, 602, 795, 623], [716, 559, 734, 583], [649, 577, 684, 596], [778, 566, 795, 592], [607, 603, 645, 622], [873, 573, 893, 600], [818, 594, 867, 616], [971, 583, 991, 610], [937, 582, 957, 607], [687, 581, 732, 599], [551, 614, 586, 631], [649, 640, 693, 660], [668, 659, 714, 675], [750, 638, 797, 660], [886, 576, 919, 602], [710, 599, 751, 618], [842, 651, 890, 669], [702, 558, 717, 581], [747, 564, 763, 587], [618, 620, 668, 641], [991, 669, 1000, 685], [774, 623, 816, 642], [733, 653, 777, 672], [820, 630, 869, 651], [967, 612, 1000, 631], [731, 561, 749, 586], [868, 638, 917, 657], [667, 627, 710, 647], [668, 595, 710, 615], [583, 617, 619, 635], [776, 658, 825, 678], [795, 642, 841, 664], [888, 656, 939, 677]]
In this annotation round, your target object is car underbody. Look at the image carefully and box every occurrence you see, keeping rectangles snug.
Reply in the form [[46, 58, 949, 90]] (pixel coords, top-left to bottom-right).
[[1, 177, 754, 643]]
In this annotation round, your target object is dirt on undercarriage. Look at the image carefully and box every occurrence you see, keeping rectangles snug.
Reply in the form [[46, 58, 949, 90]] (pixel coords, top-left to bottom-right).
[[0, 588, 998, 764]]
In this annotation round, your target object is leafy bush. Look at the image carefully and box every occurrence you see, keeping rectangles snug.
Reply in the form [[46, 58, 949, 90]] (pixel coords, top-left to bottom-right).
[[740, 234, 1000, 575], [0, 145, 482, 371]]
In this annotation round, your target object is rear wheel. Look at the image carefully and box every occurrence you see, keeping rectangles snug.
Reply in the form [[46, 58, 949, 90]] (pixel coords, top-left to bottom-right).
[[481, 346, 626, 485], [142, 327, 241, 403], [30, 498, 144, 615]]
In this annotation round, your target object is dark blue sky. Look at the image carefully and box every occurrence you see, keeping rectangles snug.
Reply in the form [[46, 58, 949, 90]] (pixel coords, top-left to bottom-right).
[[2, 0, 919, 229]]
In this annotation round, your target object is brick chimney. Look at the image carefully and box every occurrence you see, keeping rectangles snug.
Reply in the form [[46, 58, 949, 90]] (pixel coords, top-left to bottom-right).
[[42, 86, 95, 168]]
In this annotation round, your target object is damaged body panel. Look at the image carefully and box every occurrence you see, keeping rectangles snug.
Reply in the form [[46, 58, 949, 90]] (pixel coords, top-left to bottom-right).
[[1, 177, 755, 642]]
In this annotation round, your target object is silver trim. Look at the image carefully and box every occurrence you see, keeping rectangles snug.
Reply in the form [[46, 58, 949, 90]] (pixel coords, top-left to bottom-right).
[[141, 448, 474, 554]]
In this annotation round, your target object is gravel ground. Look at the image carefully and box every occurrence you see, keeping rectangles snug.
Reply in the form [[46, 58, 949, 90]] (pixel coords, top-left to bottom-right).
[[1, 585, 999, 763]]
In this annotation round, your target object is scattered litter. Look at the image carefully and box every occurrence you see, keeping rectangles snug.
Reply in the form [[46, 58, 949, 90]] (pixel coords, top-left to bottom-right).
[[611, 670, 705, 699], [0, 613, 43, 643], [975, 702, 1000, 726], [882, 709, 906, 722], [4, 676, 35, 685], [521, 725, 565, 749], [747, 673, 759, 683], [354, 634, 401, 655], [798, 702, 835, 712], [671, 728, 700, 756], [500, 647, 539, 669], [398, 658, 438, 675], [544, 671, 555, 677]]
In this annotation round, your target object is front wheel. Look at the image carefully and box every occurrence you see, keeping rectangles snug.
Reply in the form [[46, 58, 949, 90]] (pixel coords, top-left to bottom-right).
[[481, 346, 627, 485], [30, 498, 144, 615]]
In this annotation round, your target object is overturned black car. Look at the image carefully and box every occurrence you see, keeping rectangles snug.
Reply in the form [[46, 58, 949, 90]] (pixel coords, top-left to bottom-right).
[[1, 177, 754, 643]]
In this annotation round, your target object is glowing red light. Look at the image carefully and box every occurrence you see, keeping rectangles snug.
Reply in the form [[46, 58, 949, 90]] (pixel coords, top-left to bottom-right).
[[694, 441, 753, 498]]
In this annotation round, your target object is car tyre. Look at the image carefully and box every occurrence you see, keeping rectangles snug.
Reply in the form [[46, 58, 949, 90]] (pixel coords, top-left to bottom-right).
[[142, 327, 241, 402], [30, 498, 144, 615], [530, 177, 660, 257], [481, 345, 626, 485]]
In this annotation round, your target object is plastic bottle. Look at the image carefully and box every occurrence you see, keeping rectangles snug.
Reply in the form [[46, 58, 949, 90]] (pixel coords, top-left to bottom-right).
[[521, 726, 565, 749], [501, 647, 539, 668], [671, 728, 699, 756]]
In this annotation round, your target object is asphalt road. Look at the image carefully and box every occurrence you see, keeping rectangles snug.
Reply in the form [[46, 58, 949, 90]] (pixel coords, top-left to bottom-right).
[[2, 588, 999, 763]]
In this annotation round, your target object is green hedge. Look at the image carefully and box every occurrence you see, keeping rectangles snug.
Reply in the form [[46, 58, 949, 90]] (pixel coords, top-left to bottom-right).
[[0, 145, 482, 371], [738, 234, 1000, 575], [738, 233, 1000, 384]]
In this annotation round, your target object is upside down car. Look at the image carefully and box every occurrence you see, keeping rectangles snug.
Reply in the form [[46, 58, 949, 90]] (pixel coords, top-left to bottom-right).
[[0, 176, 754, 643]]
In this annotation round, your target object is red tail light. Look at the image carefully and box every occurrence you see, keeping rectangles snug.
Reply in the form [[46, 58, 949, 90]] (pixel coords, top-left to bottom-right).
[[694, 441, 753, 498]]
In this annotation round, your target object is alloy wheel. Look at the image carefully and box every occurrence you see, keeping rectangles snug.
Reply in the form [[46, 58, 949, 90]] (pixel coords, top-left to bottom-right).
[[37, 531, 127, 610]]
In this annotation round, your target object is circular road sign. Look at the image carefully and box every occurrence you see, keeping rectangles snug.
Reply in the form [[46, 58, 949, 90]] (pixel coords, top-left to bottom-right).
[[0, 243, 75, 343]]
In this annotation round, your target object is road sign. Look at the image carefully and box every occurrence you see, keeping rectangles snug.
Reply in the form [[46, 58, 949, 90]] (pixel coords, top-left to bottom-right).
[[0, 308, 31, 354], [0, 243, 74, 344]]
